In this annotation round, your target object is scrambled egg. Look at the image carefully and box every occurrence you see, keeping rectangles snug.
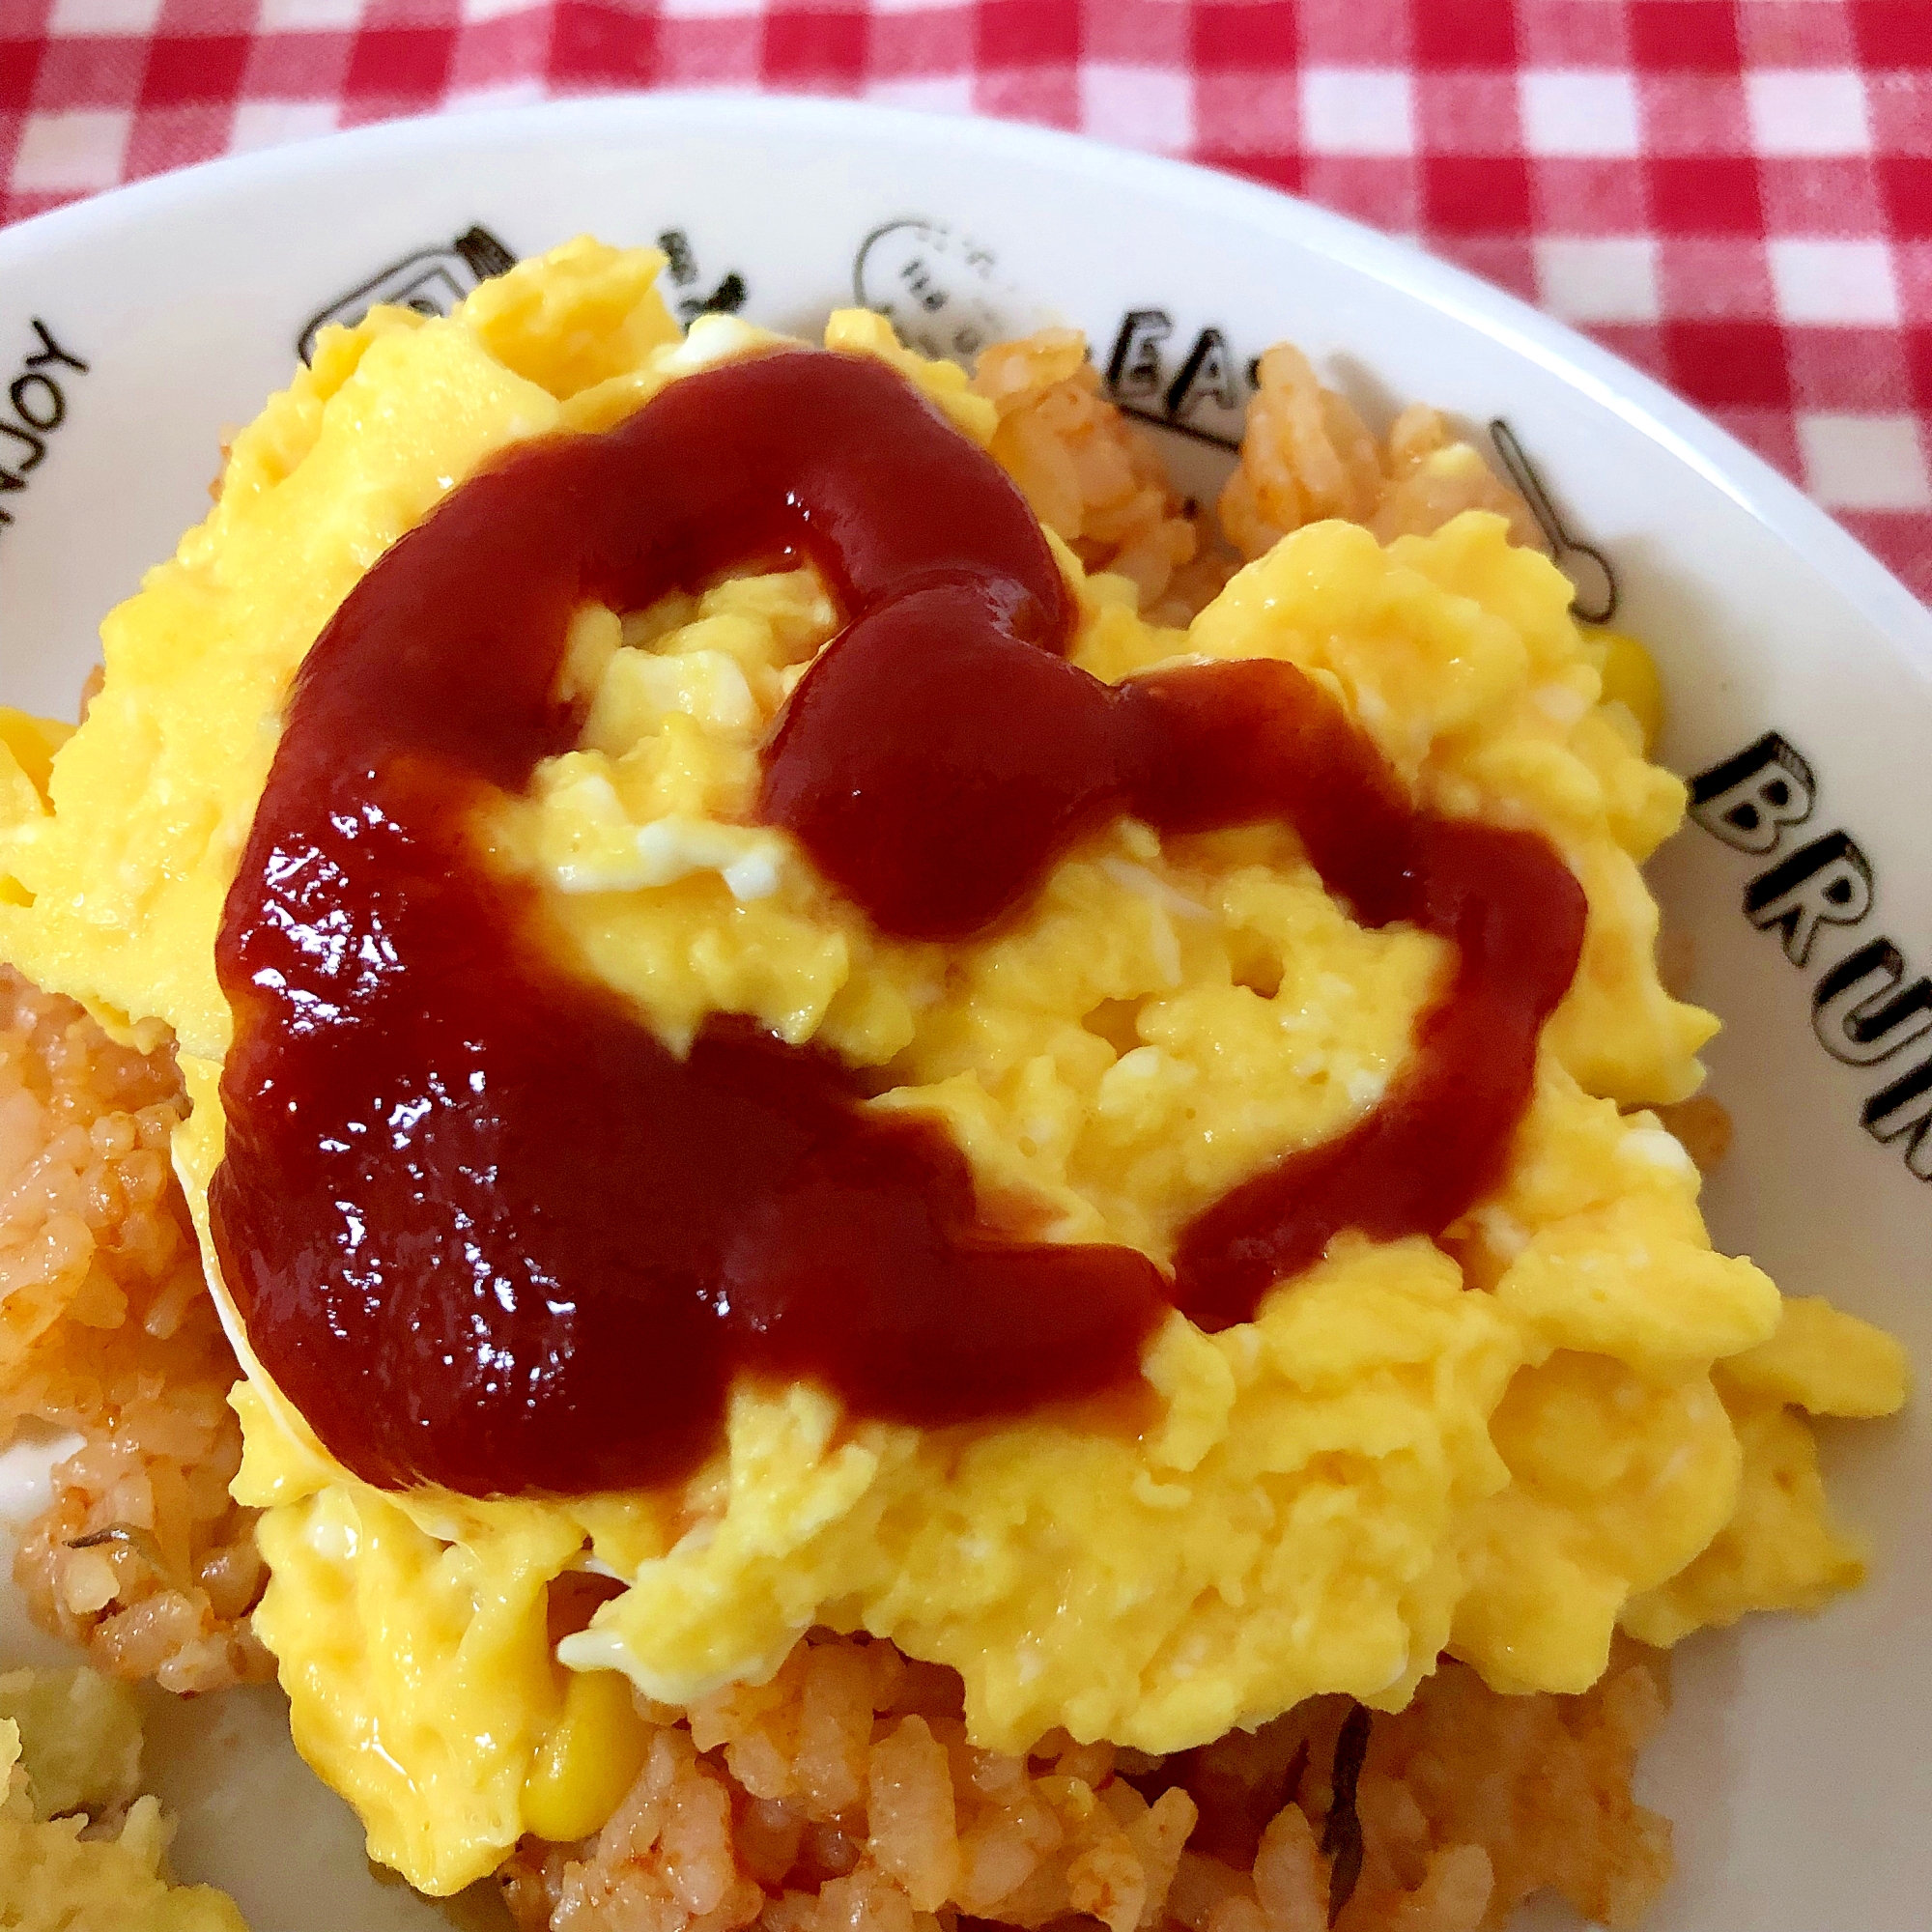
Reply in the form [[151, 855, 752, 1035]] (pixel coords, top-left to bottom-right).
[[0, 1665, 245, 1929], [0, 241, 1907, 1896]]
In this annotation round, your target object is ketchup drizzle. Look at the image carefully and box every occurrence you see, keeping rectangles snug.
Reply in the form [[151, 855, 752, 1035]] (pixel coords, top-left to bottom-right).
[[211, 349, 1585, 1498]]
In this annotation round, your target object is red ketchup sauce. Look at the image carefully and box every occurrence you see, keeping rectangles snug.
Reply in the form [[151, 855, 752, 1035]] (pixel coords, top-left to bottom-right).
[[211, 348, 1586, 1498]]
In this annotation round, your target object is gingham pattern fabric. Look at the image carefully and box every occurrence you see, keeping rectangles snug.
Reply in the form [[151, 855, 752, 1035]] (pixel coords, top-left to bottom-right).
[[5, 0, 1930, 601]]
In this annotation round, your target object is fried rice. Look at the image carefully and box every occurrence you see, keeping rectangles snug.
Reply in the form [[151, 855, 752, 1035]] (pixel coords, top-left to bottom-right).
[[2, 328, 1691, 1931], [0, 967, 267, 1693], [496, 1629, 1669, 1932]]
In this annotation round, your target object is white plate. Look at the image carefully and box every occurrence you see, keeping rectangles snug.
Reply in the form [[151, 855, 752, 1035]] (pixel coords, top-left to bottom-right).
[[0, 95, 1926, 1932]]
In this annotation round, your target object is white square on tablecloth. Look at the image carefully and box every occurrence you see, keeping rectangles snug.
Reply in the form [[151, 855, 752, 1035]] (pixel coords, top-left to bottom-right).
[[454, 0, 548, 20], [229, 101, 340, 154], [1534, 238, 1661, 323], [1300, 69, 1414, 156], [1769, 239, 1900, 326], [445, 81, 554, 113], [1798, 414, 1932, 511], [47, 0, 164, 30], [1746, 70, 1871, 156], [866, 75, 976, 116], [1079, 65, 1191, 155], [252, 0, 370, 28], [12, 112, 130, 194], [1518, 71, 1640, 157]]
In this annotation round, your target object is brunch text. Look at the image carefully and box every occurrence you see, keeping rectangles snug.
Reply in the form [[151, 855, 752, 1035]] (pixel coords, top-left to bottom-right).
[[1690, 732, 1930, 1181]]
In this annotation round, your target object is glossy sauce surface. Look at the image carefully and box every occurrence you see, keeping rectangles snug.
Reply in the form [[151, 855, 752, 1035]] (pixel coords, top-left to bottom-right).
[[212, 349, 1585, 1497]]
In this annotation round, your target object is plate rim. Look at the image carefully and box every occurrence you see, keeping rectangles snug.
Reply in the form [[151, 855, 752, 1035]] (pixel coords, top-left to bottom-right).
[[2, 88, 1928, 675]]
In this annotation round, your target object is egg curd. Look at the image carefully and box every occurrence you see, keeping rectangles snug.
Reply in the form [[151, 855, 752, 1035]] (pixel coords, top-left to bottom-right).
[[0, 240, 1906, 1897], [0, 1666, 244, 1929]]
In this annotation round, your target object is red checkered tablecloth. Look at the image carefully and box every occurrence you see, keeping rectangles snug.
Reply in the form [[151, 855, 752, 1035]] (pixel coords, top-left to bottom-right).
[[4, 0, 1928, 602]]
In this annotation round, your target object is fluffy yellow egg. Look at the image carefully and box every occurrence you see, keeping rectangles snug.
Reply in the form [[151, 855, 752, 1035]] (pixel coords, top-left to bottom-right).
[[0, 239, 1904, 1898], [1593, 628, 1665, 753], [0, 1668, 245, 1929]]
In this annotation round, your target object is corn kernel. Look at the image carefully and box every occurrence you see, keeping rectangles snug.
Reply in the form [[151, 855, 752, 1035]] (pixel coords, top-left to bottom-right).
[[1594, 630, 1663, 754], [522, 1668, 650, 1844]]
